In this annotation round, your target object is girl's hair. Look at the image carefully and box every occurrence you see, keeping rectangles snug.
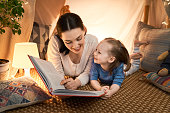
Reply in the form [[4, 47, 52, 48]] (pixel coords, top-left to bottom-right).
[[104, 38, 131, 74], [56, 13, 85, 55]]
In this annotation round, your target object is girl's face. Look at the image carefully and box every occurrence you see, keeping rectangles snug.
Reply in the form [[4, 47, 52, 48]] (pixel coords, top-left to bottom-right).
[[61, 28, 85, 54], [94, 40, 115, 65]]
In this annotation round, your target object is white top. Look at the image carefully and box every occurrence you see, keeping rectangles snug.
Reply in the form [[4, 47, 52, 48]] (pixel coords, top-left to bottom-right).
[[47, 34, 98, 86]]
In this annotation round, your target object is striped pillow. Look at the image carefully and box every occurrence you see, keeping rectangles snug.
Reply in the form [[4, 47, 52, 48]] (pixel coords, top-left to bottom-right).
[[139, 28, 170, 72], [134, 21, 155, 40], [143, 72, 170, 93]]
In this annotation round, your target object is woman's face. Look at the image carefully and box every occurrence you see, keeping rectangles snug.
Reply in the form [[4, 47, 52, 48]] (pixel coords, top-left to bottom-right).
[[61, 28, 85, 54]]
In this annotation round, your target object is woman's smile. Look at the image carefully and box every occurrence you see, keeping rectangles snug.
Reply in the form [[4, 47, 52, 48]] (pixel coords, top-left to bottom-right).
[[72, 47, 81, 52]]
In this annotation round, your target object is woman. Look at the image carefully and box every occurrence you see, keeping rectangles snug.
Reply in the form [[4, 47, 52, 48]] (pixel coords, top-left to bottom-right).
[[47, 13, 98, 90]]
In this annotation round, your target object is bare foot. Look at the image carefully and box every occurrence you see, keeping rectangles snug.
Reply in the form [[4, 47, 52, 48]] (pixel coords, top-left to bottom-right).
[[130, 53, 142, 60], [134, 40, 149, 47]]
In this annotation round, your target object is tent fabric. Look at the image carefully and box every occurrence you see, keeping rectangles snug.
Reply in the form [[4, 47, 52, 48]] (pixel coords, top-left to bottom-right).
[[34, 0, 65, 37], [0, 0, 65, 61], [65, 0, 167, 53], [147, 0, 167, 28], [0, 0, 167, 73], [0, 0, 65, 76], [0, 0, 36, 61], [29, 0, 65, 60]]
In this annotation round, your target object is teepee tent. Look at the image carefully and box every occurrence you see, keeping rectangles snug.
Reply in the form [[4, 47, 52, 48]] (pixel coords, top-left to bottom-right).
[[0, 0, 168, 74]]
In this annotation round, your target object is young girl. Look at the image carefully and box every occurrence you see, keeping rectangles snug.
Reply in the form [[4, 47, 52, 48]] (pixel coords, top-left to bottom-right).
[[90, 38, 131, 99]]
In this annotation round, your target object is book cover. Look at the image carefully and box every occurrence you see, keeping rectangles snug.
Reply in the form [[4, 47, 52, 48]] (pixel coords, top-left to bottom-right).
[[28, 55, 105, 97]]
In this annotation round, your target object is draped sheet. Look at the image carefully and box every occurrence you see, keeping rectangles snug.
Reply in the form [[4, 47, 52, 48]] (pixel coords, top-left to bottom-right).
[[0, 0, 65, 61], [0, 0, 167, 75], [0, 0, 65, 76], [66, 0, 167, 53], [147, 0, 167, 28], [0, 0, 36, 61]]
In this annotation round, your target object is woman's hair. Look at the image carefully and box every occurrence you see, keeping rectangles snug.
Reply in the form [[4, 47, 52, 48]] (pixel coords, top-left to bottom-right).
[[56, 13, 85, 55], [104, 38, 131, 74]]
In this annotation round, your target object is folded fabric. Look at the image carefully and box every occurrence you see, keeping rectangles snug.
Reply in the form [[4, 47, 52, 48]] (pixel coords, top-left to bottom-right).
[[143, 72, 170, 93]]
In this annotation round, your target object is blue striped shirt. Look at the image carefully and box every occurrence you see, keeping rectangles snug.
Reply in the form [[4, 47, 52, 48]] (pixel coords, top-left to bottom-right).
[[90, 60, 125, 86]]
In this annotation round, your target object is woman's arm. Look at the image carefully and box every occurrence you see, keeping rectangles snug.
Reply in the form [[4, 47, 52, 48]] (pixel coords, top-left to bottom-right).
[[77, 35, 98, 86], [47, 35, 65, 79], [77, 52, 94, 86]]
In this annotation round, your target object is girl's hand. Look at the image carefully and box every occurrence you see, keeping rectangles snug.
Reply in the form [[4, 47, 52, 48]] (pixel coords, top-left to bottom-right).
[[100, 86, 109, 92], [60, 78, 80, 90], [105, 90, 114, 98], [101, 90, 114, 99], [101, 84, 120, 99]]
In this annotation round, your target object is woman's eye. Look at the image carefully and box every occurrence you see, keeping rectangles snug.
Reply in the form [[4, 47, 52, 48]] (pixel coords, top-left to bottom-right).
[[65, 42, 72, 44], [98, 51, 101, 54]]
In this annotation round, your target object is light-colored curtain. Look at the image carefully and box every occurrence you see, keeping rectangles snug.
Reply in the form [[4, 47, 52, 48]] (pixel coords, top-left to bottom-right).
[[147, 0, 167, 28], [0, 0, 36, 76], [0, 0, 167, 63], [65, 0, 167, 53], [65, 0, 145, 53], [0, 0, 65, 76], [34, 0, 65, 37], [0, 0, 65, 61], [30, 0, 65, 60]]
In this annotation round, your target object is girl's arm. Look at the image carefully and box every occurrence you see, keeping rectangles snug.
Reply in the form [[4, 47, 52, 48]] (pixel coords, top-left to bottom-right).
[[90, 80, 102, 91], [109, 84, 120, 94], [102, 64, 124, 99]]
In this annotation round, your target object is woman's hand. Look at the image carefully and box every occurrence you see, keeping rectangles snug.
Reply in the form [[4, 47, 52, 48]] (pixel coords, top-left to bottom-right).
[[60, 78, 81, 90]]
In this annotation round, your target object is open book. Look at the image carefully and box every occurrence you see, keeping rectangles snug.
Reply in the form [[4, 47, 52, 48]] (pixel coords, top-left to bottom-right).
[[28, 55, 105, 97]]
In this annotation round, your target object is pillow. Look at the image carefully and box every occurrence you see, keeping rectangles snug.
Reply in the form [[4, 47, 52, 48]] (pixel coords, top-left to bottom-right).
[[30, 22, 50, 60], [134, 21, 155, 40], [138, 22, 170, 72], [0, 76, 51, 112], [143, 72, 170, 93]]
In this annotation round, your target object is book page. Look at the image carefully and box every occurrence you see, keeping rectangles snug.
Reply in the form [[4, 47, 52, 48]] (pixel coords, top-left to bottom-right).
[[29, 56, 65, 91], [52, 89, 105, 97]]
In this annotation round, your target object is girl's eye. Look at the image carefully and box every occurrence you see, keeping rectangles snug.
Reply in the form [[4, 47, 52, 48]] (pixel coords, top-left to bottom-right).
[[98, 51, 101, 54], [77, 37, 82, 41]]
